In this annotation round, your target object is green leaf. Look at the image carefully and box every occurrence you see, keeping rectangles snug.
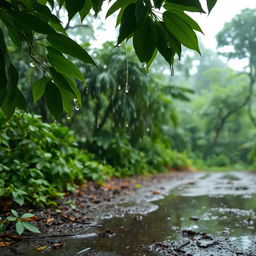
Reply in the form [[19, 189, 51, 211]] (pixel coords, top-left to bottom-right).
[[49, 21, 66, 34], [166, 29, 181, 57], [0, 11, 22, 49], [0, 29, 8, 103], [156, 23, 174, 65], [16, 222, 24, 235], [32, 77, 49, 103], [117, 3, 137, 45], [207, 0, 217, 13], [165, 8, 203, 33], [60, 90, 73, 115], [19, 0, 35, 8], [92, 0, 104, 15], [133, 17, 157, 62], [153, 0, 164, 9], [21, 213, 34, 219], [65, 0, 84, 21], [15, 89, 27, 112], [165, 0, 205, 13], [34, 3, 61, 24], [63, 76, 82, 105], [135, 1, 147, 26], [146, 48, 158, 71], [80, 0, 92, 21], [7, 63, 19, 102], [47, 47, 85, 82], [47, 0, 54, 9], [115, 8, 124, 27], [11, 209, 19, 218], [49, 67, 76, 98], [23, 222, 40, 233], [106, 0, 134, 18], [45, 82, 63, 120], [0, 224, 6, 232], [47, 33, 96, 65], [163, 12, 200, 53], [8, 10, 56, 35], [7, 216, 17, 221], [1, 98, 15, 119]]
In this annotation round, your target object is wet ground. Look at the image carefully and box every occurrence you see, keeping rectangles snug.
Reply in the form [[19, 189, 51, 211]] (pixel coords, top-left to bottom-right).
[[1, 171, 256, 255]]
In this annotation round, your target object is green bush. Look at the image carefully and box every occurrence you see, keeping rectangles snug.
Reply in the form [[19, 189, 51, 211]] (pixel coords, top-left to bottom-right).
[[145, 141, 191, 171], [206, 154, 231, 167], [85, 132, 150, 177], [0, 111, 116, 207], [0, 111, 85, 206], [86, 133, 191, 175]]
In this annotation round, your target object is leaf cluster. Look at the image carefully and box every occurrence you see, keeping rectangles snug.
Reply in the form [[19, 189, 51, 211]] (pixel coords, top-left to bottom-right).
[[0, 0, 218, 119]]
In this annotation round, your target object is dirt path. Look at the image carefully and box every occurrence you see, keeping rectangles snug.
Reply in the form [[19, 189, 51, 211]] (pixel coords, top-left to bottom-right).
[[1, 171, 256, 255]]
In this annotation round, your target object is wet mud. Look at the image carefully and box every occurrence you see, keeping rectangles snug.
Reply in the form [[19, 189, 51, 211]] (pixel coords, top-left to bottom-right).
[[1, 171, 256, 255]]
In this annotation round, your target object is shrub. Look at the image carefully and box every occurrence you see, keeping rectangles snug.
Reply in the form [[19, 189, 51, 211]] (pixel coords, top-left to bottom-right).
[[85, 132, 150, 177], [145, 141, 191, 171], [0, 111, 87, 206]]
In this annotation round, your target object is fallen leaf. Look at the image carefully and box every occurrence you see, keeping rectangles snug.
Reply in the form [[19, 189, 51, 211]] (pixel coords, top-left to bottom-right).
[[0, 241, 15, 247], [52, 243, 64, 249], [0, 234, 20, 239], [46, 217, 55, 225], [152, 190, 161, 195], [21, 216, 40, 222], [134, 184, 141, 189], [36, 245, 47, 251], [68, 216, 76, 222]]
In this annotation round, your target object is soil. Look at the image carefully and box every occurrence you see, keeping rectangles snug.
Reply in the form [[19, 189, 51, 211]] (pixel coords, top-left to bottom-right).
[[1, 170, 256, 256], [0, 171, 192, 254]]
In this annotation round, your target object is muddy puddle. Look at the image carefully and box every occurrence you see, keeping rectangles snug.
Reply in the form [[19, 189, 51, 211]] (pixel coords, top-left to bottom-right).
[[2, 171, 256, 255]]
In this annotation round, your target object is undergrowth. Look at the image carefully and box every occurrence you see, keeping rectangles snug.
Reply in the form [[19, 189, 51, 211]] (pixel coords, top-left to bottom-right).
[[0, 111, 190, 208]]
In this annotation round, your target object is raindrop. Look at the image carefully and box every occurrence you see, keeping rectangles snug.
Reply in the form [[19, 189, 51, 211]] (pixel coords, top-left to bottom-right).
[[171, 65, 174, 76], [126, 123, 129, 128], [67, 115, 71, 120], [125, 89, 129, 93], [73, 99, 80, 111], [118, 85, 121, 90], [29, 62, 35, 67], [6, 122, 9, 125], [146, 127, 150, 132], [116, 44, 121, 47], [141, 62, 146, 69]]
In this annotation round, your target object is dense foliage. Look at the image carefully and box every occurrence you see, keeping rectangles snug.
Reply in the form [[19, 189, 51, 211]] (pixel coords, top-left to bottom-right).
[[0, 111, 190, 207], [0, 111, 114, 206]]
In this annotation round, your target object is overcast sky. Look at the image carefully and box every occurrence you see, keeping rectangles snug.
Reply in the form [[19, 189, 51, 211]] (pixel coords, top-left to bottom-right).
[[193, 0, 256, 50]]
